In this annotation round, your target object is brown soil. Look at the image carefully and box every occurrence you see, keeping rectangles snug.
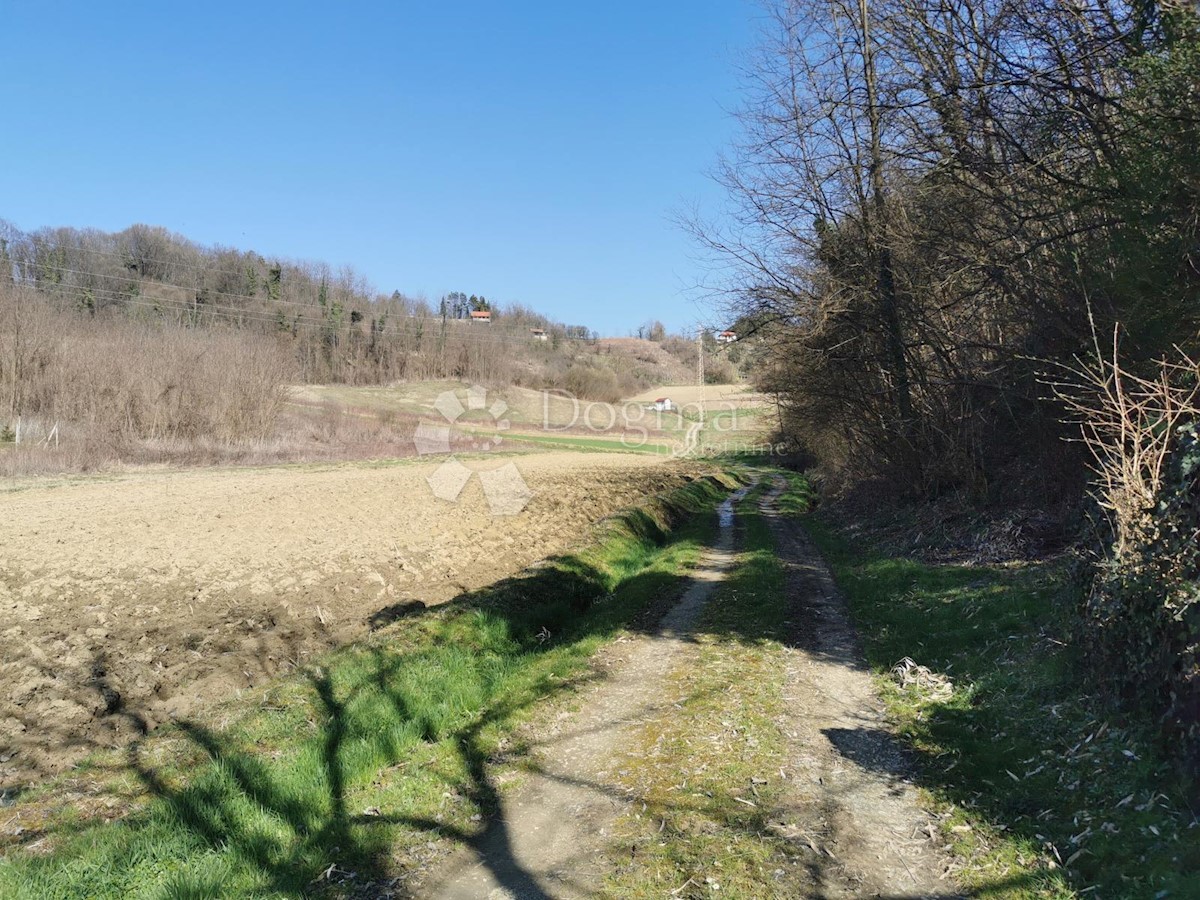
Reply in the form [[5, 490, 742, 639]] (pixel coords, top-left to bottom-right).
[[0, 452, 697, 789]]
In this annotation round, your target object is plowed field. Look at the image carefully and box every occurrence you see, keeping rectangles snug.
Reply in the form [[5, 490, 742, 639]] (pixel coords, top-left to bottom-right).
[[0, 452, 697, 788]]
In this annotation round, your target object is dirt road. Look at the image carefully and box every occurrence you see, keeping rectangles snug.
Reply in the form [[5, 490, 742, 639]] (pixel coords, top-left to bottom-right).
[[417, 477, 955, 898], [760, 480, 955, 897], [0, 452, 696, 788], [421, 485, 754, 900]]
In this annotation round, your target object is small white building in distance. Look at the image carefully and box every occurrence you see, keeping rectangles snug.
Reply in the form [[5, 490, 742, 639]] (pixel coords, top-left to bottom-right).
[[530, 328, 548, 341], [470, 310, 492, 324], [653, 397, 674, 412], [716, 330, 738, 344]]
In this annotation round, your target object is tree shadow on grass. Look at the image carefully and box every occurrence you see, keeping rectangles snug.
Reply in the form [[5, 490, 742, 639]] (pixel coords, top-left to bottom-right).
[[45, 476, 1067, 900], [759, 495, 1200, 897], [630, 485, 1062, 899], [107, 504, 708, 899], [127, 670, 555, 897]]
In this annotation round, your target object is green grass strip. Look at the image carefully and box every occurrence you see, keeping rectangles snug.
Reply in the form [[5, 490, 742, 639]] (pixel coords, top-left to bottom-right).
[[804, 517, 1199, 899], [0, 472, 741, 899], [604, 476, 811, 898]]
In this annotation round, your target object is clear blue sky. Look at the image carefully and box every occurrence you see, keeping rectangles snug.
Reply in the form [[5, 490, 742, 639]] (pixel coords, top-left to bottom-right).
[[0, 2, 757, 335]]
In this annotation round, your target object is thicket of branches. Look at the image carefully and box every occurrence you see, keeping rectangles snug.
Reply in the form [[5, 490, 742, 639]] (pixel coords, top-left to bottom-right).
[[707, 0, 1200, 759], [0, 283, 296, 471], [1049, 333, 1200, 761], [707, 0, 1199, 502]]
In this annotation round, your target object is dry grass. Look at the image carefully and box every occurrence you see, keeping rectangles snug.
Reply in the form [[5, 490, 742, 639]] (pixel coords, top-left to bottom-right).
[[1045, 321, 1200, 557], [0, 285, 301, 475]]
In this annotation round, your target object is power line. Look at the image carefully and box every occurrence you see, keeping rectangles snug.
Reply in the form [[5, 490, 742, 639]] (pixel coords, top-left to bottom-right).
[[23, 279, 330, 326], [12, 241, 334, 286], [14, 282, 567, 347], [30, 283, 333, 329], [13, 261, 569, 341], [7, 239, 589, 338], [14, 258, 392, 316], [12, 243, 530, 325]]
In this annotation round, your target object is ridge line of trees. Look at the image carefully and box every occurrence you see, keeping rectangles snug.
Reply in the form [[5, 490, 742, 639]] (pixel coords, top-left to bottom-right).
[[0, 219, 599, 389]]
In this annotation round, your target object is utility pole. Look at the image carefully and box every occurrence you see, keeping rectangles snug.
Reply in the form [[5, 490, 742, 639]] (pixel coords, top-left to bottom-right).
[[697, 328, 706, 425]]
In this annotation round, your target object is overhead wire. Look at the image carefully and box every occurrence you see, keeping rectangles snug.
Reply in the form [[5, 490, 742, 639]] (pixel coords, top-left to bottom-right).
[[17, 280, 568, 347], [8, 251, 574, 343], [12, 243, 527, 326]]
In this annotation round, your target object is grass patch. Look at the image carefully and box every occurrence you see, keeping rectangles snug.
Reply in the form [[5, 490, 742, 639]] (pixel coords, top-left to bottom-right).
[[804, 518, 1200, 898], [0, 473, 741, 899], [604, 476, 812, 898], [498, 431, 674, 454]]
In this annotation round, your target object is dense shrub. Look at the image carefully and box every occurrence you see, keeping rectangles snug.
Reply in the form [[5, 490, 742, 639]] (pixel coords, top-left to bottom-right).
[[1086, 424, 1200, 767], [1, 288, 293, 448], [561, 361, 630, 403]]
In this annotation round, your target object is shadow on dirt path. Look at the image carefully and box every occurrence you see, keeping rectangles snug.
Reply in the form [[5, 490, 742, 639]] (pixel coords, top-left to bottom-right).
[[417, 483, 756, 899], [419, 474, 965, 899], [2, 473, 979, 898], [756, 474, 961, 898]]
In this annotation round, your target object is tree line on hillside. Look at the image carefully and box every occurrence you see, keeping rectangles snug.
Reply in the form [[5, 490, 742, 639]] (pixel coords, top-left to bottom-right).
[[0, 219, 601, 388], [708, 0, 1199, 767], [0, 220, 709, 469], [0, 217, 754, 428]]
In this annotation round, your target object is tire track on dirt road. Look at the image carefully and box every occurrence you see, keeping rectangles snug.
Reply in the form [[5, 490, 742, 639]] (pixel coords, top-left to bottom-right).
[[759, 475, 958, 898], [418, 479, 761, 900], [419, 474, 957, 898]]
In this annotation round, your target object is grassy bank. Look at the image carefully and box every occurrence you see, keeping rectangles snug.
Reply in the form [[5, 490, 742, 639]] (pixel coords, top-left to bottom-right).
[[804, 519, 1199, 898], [0, 473, 740, 899], [500, 430, 674, 454]]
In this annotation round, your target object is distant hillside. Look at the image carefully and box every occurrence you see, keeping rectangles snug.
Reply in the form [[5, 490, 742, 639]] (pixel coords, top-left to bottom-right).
[[596, 338, 695, 385], [596, 334, 754, 387], [0, 219, 715, 402], [0, 219, 742, 474]]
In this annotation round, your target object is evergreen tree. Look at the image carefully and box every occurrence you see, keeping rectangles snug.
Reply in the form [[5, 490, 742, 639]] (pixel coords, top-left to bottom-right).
[[267, 263, 282, 301]]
